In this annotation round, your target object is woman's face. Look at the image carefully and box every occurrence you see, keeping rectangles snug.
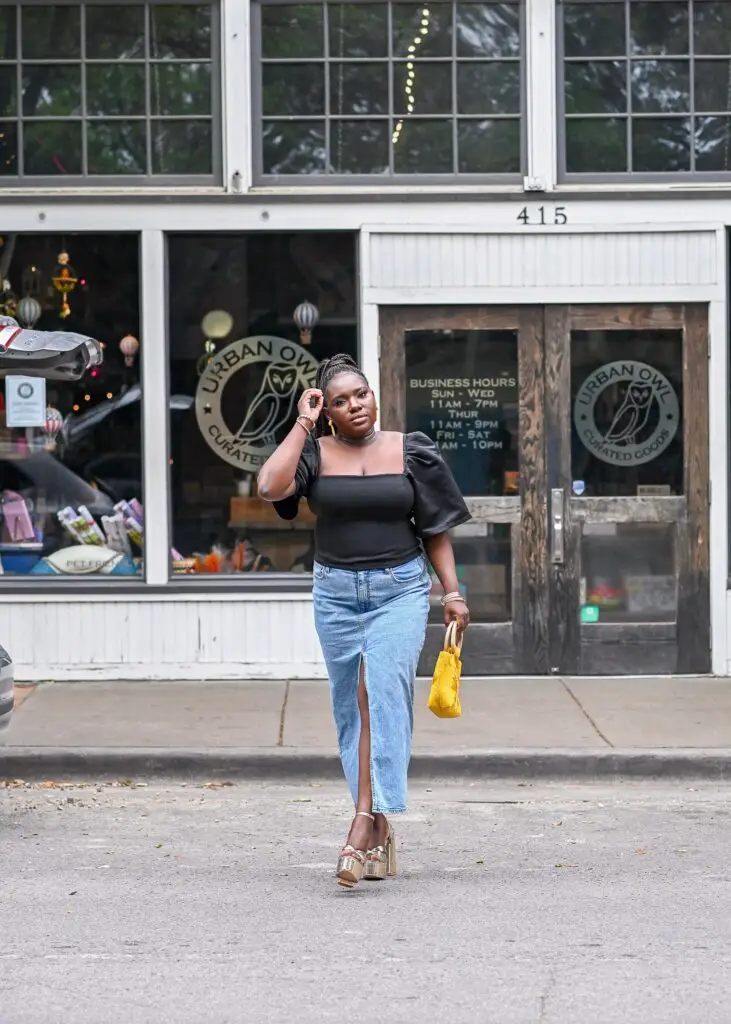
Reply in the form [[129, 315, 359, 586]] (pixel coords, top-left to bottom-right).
[[325, 372, 377, 438]]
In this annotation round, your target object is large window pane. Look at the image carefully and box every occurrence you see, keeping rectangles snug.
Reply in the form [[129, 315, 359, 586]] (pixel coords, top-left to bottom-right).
[[85, 6, 146, 59], [581, 524, 676, 623], [149, 63, 212, 116], [393, 62, 452, 115], [24, 121, 83, 175], [329, 63, 389, 116], [262, 4, 324, 58], [0, 7, 16, 61], [562, 0, 731, 176], [563, 1, 626, 58], [456, 3, 520, 58], [392, 3, 453, 58], [21, 6, 81, 59], [566, 118, 627, 172], [262, 121, 327, 174], [0, 234, 143, 579], [393, 118, 453, 172], [86, 65, 146, 117], [256, 0, 523, 180], [87, 121, 147, 174], [23, 66, 82, 117], [571, 330, 684, 496], [0, 3, 216, 183], [0, 67, 16, 118], [149, 5, 211, 59], [151, 119, 212, 174], [262, 64, 325, 117], [328, 120, 389, 173], [329, 4, 389, 57], [167, 233, 358, 577], [457, 62, 520, 115], [565, 61, 627, 115], [457, 118, 520, 173]]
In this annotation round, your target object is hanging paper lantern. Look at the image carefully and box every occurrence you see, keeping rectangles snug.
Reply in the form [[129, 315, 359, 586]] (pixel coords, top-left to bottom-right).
[[293, 300, 319, 346], [43, 406, 63, 451], [16, 295, 42, 328], [44, 406, 63, 438], [119, 334, 139, 367], [51, 252, 78, 319]]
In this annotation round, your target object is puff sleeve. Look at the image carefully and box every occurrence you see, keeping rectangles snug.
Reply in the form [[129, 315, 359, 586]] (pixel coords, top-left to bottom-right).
[[406, 431, 471, 538], [271, 435, 319, 521]]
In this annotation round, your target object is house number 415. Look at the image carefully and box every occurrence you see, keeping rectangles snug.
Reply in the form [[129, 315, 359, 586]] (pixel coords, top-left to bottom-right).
[[517, 206, 568, 226]]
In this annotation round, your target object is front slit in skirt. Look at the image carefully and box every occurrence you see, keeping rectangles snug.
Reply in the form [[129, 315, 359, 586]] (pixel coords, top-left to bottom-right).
[[313, 555, 431, 814]]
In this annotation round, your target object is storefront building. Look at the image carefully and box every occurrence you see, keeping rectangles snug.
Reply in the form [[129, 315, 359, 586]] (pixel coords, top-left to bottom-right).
[[0, 0, 728, 680]]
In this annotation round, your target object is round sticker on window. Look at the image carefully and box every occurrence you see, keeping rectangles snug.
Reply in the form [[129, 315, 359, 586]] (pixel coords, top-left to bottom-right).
[[573, 361, 679, 467]]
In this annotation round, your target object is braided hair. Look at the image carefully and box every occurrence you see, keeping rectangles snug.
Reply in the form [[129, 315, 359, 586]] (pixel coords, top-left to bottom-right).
[[312, 353, 369, 437]]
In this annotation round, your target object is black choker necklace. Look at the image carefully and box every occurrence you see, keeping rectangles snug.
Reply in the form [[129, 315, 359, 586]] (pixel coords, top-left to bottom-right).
[[335, 428, 378, 447]]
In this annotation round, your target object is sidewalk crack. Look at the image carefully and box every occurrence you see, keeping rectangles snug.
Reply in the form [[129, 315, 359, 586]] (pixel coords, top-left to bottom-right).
[[277, 680, 291, 747], [560, 679, 614, 748]]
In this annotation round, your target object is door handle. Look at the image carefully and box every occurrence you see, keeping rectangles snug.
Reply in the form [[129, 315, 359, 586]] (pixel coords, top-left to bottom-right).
[[550, 487, 565, 564]]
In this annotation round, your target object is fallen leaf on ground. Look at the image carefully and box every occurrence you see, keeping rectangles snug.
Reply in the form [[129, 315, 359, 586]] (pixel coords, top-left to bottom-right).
[[555, 863, 578, 869], [201, 781, 234, 789]]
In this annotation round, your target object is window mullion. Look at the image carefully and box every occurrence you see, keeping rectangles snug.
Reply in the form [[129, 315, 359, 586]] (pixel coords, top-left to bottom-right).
[[524, 0, 557, 190]]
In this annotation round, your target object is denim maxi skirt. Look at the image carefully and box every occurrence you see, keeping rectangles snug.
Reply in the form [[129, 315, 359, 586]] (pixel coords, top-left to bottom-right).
[[313, 554, 431, 814]]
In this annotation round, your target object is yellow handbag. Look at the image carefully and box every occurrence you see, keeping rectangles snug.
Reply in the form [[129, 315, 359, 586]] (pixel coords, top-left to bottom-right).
[[427, 620, 463, 719]]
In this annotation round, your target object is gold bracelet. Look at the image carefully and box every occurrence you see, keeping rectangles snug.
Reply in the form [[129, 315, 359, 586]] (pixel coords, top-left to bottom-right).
[[441, 591, 463, 606], [296, 415, 314, 435]]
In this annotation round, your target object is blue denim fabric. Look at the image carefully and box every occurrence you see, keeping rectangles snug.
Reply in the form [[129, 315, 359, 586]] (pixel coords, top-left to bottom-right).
[[313, 555, 431, 814]]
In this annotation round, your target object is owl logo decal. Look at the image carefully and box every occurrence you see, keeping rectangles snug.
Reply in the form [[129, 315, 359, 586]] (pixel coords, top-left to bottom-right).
[[573, 361, 680, 467], [195, 336, 319, 471]]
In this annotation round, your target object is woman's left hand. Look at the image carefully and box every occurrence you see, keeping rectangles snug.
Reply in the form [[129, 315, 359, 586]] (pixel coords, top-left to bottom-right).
[[444, 598, 470, 633]]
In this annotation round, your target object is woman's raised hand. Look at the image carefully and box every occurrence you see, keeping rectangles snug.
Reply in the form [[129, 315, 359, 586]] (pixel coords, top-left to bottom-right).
[[298, 388, 324, 422]]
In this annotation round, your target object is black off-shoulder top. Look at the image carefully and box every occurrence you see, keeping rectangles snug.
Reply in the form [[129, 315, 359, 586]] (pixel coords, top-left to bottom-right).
[[272, 431, 471, 570]]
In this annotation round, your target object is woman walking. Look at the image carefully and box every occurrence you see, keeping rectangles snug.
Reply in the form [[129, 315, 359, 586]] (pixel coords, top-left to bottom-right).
[[258, 354, 470, 888]]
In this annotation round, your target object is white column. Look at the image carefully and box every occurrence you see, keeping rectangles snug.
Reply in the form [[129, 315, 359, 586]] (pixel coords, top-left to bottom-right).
[[709, 229, 728, 674], [140, 231, 170, 586], [524, 0, 557, 193], [358, 230, 381, 411], [221, 0, 252, 192]]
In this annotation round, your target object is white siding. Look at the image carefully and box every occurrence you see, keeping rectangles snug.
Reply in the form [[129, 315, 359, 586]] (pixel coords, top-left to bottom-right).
[[367, 230, 718, 293], [0, 599, 325, 681]]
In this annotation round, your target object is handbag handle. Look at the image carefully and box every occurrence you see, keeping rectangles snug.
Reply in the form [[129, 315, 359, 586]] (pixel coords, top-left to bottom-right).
[[444, 619, 464, 653]]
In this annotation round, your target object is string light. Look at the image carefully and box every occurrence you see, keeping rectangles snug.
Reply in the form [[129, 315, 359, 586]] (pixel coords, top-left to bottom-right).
[[393, 6, 431, 146]]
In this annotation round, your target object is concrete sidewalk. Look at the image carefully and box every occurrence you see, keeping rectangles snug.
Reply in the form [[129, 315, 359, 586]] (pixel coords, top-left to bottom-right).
[[5, 676, 731, 779]]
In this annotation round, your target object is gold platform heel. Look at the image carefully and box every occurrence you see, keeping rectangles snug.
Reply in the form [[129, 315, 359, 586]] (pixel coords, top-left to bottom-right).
[[336, 811, 374, 889], [364, 822, 396, 881]]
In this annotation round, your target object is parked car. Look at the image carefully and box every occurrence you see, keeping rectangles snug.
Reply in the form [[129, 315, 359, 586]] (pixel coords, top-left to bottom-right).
[[0, 644, 12, 742], [0, 317, 103, 739]]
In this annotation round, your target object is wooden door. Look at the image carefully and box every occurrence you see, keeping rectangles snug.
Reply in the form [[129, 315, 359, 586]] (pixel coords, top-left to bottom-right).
[[379, 304, 710, 677], [546, 304, 710, 675], [379, 306, 549, 675]]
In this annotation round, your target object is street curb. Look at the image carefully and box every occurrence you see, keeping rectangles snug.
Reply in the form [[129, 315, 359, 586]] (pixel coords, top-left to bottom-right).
[[4, 747, 731, 780]]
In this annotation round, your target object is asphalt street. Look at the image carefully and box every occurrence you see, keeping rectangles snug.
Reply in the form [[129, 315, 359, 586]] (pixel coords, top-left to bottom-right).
[[3, 777, 731, 1024]]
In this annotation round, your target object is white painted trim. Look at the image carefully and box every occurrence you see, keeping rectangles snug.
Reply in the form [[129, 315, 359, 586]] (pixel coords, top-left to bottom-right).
[[364, 287, 719, 306], [13, 662, 327, 682], [140, 231, 171, 585], [525, 0, 557, 192], [363, 221, 720, 235], [709, 231, 728, 674], [221, 0, 251, 192], [360, 229, 381, 411], [0, 590, 314, 604], [9, 201, 731, 234]]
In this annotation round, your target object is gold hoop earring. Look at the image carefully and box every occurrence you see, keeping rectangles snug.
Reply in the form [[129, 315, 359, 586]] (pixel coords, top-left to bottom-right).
[[329, 419, 336, 436]]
